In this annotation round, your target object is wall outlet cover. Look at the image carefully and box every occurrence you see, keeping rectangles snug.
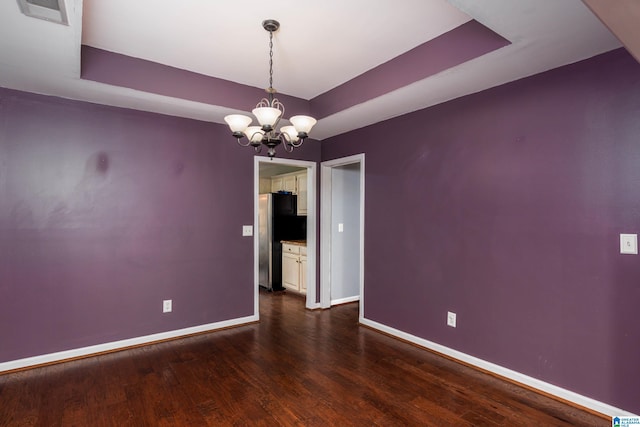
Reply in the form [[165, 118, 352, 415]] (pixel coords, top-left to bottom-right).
[[242, 225, 253, 236], [620, 233, 637, 254]]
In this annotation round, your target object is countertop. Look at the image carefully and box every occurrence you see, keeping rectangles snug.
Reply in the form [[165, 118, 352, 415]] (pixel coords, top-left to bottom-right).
[[281, 240, 307, 246]]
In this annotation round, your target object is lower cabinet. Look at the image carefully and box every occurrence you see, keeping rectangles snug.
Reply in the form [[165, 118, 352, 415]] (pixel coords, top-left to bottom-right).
[[299, 255, 307, 294], [282, 243, 306, 294], [282, 251, 300, 291]]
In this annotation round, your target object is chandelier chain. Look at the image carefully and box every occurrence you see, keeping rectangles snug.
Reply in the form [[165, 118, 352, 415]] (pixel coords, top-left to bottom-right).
[[268, 30, 274, 95]]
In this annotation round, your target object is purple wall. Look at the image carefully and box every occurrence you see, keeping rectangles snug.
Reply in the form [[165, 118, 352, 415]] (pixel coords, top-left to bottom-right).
[[0, 89, 317, 363], [322, 48, 640, 413]]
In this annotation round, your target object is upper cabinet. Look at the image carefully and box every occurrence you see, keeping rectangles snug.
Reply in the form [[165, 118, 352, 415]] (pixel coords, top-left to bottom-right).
[[296, 173, 308, 216], [270, 170, 308, 216], [271, 176, 284, 193], [282, 174, 297, 193]]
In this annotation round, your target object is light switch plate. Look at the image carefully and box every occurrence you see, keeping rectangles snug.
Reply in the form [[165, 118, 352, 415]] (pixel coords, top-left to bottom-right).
[[620, 233, 637, 254], [447, 311, 457, 328], [242, 225, 253, 236], [338, 223, 344, 233]]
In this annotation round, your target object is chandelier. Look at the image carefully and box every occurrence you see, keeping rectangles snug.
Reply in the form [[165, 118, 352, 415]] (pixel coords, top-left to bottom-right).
[[224, 19, 317, 158]]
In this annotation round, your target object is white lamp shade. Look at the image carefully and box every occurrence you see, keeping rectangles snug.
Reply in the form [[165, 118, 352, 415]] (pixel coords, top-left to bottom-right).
[[252, 107, 282, 127], [224, 114, 252, 133], [290, 115, 317, 134], [244, 126, 265, 143], [280, 126, 299, 142]]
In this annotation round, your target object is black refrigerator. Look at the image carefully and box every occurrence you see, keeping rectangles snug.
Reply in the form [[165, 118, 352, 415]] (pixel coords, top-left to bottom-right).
[[258, 193, 307, 291]]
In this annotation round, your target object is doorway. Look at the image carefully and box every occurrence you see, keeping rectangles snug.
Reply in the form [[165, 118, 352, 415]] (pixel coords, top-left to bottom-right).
[[320, 154, 365, 320], [253, 157, 318, 315]]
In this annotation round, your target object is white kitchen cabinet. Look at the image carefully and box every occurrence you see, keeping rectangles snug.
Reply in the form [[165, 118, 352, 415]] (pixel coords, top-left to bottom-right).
[[296, 173, 308, 216], [270, 173, 296, 193], [299, 255, 307, 294], [282, 242, 306, 294], [282, 251, 300, 291], [283, 174, 297, 193], [271, 177, 284, 193]]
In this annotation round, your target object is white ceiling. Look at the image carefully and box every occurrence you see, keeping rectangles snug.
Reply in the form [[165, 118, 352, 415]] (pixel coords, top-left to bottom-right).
[[82, 0, 471, 100], [0, 0, 623, 140]]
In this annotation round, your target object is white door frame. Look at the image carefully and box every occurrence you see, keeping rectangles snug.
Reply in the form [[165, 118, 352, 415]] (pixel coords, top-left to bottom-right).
[[320, 154, 365, 320], [253, 156, 318, 315]]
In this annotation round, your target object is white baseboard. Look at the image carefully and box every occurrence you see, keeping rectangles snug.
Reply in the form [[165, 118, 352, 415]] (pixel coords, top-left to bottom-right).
[[0, 314, 258, 373], [331, 295, 360, 306], [360, 317, 637, 418], [306, 302, 322, 310]]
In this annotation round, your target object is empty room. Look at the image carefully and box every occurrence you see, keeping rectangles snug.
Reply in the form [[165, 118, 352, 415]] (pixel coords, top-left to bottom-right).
[[1, 0, 639, 425]]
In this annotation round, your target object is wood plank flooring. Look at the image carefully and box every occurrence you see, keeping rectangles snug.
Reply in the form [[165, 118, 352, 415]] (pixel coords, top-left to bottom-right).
[[0, 290, 608, 426]]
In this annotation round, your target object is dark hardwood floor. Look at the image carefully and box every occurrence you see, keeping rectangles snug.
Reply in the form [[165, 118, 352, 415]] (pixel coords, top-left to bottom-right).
[[1, 290, 608, 426]]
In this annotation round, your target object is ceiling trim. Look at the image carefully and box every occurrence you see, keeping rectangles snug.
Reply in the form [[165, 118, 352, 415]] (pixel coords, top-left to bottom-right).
[[81, 45, 311, 117], [80, 20, 509, 123], [311, 20, 510, 119]]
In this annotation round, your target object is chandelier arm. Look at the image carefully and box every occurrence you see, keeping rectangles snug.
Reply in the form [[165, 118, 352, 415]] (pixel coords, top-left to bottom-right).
[[255, 98, 273, 108], [282, 140, 295, 153], [271, 99, 284, 115], [275, 133, 294, 153], [273, 101, 284, 131], [288, 139, 304, 148], [236, 137, 252, 147]]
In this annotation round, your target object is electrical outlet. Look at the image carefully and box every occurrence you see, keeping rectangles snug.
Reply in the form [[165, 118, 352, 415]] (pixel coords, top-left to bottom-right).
[[620, 233, 637, 254], [242, 225, 253, 236], [163, 299, 172, 313], [447, 311, 456, 328]]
